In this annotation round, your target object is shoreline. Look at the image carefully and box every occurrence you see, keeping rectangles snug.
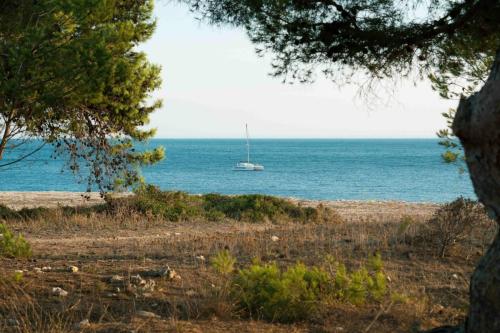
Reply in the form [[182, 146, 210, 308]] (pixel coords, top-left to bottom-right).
[[0, 191, 441, 221]]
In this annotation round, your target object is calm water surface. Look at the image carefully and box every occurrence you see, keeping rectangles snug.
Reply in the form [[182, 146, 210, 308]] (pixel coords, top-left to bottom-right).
[[0, 139, 474, 202]]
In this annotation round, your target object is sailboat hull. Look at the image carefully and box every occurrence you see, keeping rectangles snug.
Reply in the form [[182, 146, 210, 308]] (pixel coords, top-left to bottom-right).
[[234, 162, 264, 171]]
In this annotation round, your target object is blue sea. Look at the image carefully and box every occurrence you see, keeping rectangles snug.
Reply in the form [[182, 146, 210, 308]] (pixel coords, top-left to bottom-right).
[[0, 139, 474, 202]]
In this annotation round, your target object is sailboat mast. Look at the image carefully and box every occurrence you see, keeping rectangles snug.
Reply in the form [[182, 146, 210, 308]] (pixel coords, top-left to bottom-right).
[[246, 124, 250, 163]]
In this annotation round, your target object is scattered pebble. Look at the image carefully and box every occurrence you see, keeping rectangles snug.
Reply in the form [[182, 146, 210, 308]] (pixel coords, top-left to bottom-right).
[[174, 232, 181, 236], [74, 319, 90, 330], [140, 279, 156, 293], [167, 268, 181, 281], [130, 274, 146, 286], [14, 270, 23, 274], [67, 266, 79, 273], [109, 275, 125, 284], [41, 266, 52, 272], [34, 267, 43, 274], [145, 266, 181, 280], [432, 304, 445, 314], [52, 287, 68, 297], [452, 273, 459, 279], [195, 255, 206, 262], [136, 310, 160, 319], [271, 235, 280, 242]]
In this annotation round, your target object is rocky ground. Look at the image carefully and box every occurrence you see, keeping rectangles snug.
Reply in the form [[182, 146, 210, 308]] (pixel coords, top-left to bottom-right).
[[0, 193, 488, 333]]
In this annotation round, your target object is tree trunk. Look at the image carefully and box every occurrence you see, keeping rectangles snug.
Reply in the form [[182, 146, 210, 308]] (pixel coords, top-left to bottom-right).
[[453, 48, 500, 333]]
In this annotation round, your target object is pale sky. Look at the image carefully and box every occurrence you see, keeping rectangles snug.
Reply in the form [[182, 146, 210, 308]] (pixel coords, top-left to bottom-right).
[[140, 1, 458, 138]]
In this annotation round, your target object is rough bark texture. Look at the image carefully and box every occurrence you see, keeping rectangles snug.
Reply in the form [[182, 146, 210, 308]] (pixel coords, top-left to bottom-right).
[[453, 48, 500, 333]]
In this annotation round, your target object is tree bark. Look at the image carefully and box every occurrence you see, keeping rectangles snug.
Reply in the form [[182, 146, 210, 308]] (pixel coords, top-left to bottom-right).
[[0, 117, 12, 160], [453, 48, 500, 333]]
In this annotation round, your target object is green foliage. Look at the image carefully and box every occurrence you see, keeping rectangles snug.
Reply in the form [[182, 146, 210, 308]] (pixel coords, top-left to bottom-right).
[[231, 255, 389, 322], [107, 185, 203, 221], [436, 109, 467, 173], [184, 0, 500, 84], [346, 267, 370, 305], [203, 193, 340, 223], [12, 271, 24, 284], [0, 205, 17, 220], [232, 262, 328, 322], [0, 0, 163, 191], [0, 204, 106, 221], [368, 252, 384, 272], [211, 250, 237, 275], [0, 223, 32, 258], [107, 186, 342, 224]]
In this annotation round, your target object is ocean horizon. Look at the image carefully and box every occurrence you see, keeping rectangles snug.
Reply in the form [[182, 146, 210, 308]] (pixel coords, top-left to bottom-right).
[[0, 139, 474, 202]]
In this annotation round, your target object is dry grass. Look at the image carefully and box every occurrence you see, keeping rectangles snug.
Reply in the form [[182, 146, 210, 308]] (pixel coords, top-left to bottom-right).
[[0, 194, 496, 333]]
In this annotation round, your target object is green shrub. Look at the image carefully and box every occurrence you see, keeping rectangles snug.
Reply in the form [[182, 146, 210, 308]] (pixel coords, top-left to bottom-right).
[[203, 193, 341, 224], [0, 204, 101, 221], [12, 270, 24, 283], [0, 205, 16, 219], [231, 256, 389, 322], [368, 251, 384, 272], [211, 250, 237, 275], [0, 204, 53, 220], [205, 208, 226, 222], [0, 223, 32, 258], [107, 185, 203, 221], [105, 186, 342, 224], [232, 262, 328, 322]]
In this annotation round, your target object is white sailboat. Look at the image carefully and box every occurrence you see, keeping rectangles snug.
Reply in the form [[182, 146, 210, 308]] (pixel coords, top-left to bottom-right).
[[234, 124, 264, 171]]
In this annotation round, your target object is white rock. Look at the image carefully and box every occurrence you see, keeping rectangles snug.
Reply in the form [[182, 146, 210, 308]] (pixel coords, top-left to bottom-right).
[[52, 287, 68, 297], [109, 275, 125, 284], [195, 255, 206, 262], [148, 266, 181, 280], [131, 274, 147, 286], [14, 270, 23, 274], [452, 273, 459, 279], [136, 310, 160, 319], [41, 266, 52, 272], [174, 232, 181, 236], [167, 269, 181, 281], [67, 266, 79, 273], [139, 280, 156, 293], [271, 235, 280, 242], [34, 267, 43, 274], [74, 319, 90, 329]]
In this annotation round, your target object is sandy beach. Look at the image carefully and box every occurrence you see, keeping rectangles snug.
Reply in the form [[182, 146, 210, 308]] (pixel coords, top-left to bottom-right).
[[0, 191, 440, 221]]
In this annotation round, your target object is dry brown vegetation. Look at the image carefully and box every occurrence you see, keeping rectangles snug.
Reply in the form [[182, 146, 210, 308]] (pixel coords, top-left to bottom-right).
[[0, 192, 497, 333]]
